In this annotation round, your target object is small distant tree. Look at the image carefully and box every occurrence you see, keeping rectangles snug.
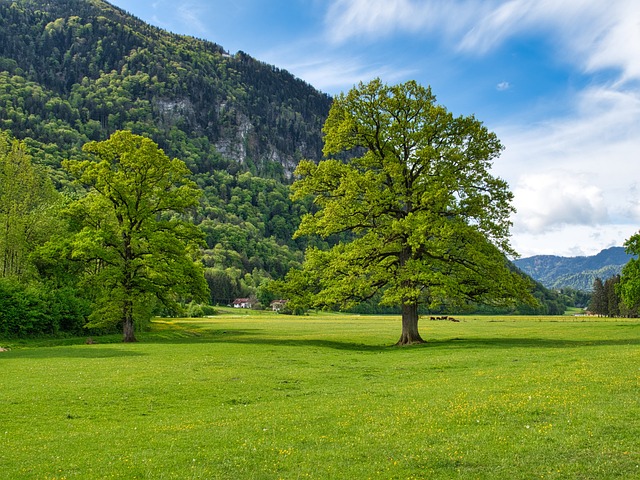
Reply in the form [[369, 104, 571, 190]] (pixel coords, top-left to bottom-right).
[[63, 131, 208, 342], [589, 277, 606, 316], [289, 79, 534, 345], [604, 275, 620, 317]]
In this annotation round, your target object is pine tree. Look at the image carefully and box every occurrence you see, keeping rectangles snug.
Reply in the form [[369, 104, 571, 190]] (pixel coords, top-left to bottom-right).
[[589, 277, 606, 316]]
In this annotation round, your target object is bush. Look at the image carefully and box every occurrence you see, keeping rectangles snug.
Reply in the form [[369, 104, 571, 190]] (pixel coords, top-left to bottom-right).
[[0, 279, 50, 336], [0, 279, 90, 337]]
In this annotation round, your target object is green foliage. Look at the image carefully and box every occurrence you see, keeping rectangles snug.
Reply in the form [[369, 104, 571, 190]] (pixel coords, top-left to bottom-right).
[[289, 79, 534, 342], [0, 131, 61, 279], [0, 278, 89, 337], [62, 130, 208, 341], [618, 233, 640, 311], [0, 0, 331, 303], [590, 274, 635, 317]]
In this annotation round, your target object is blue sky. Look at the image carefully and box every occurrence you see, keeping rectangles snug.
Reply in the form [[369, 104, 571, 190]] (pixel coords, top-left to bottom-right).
[[108, 0, 640, 258]]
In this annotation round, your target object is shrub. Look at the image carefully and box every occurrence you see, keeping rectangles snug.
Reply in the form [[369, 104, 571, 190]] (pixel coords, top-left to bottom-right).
[[0, 279, 90, 337]]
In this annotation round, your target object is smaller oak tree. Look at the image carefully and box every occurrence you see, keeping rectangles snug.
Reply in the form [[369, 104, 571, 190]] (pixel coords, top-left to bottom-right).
[[64, 130, 207, 342], [289, 79, 533, 345]]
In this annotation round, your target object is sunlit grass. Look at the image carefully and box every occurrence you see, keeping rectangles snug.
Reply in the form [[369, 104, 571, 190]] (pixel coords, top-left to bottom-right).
[[1, 311, 639, 479]]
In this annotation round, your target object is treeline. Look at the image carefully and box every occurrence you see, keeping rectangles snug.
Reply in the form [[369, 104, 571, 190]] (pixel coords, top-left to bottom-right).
[[588, 275, 637, 317], [0, 131, 89, 336], [0, 128, 580, 338]]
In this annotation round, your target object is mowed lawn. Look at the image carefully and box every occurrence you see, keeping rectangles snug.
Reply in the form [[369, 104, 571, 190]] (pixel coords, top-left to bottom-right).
[[1, 311, 639, 479]]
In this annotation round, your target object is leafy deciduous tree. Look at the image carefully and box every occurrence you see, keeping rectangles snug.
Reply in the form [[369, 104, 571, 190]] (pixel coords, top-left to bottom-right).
[[618, 234, 640, 314], [0, 131, 59, 279], [289, 79, 533, 345], [63, 130, 207, 342]]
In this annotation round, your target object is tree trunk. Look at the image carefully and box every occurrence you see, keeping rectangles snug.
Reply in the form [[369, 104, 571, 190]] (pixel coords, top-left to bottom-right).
[[121, 233, 137, 343], [396, 302, 425, 345], [122, 299, 138, 343]]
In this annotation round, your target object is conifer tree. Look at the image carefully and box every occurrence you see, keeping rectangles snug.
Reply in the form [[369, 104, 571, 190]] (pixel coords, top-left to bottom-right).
[[589, 277, 606, 316]]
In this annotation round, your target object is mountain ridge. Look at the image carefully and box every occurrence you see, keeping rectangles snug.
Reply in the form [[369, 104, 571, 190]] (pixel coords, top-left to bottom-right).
[[513, 246, 635, 291]]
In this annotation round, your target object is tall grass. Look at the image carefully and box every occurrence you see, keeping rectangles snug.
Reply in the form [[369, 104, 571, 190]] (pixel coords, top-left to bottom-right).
[[1, 311, 638, 479]]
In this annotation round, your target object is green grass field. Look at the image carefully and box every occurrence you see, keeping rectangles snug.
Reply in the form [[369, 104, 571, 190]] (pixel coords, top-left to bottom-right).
[[1, 310, 639, 479]]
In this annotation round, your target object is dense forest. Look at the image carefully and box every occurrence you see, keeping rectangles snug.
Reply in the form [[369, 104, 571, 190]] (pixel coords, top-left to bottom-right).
[[0, 0, 575, 337]]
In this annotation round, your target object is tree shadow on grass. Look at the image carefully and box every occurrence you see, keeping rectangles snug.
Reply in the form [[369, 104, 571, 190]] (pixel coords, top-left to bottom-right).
[[1, 347, 147, 359], [140, 328, 392, 352], [133, 334, 636, 352], [5, 329, 638, 356], [147, 330, 640, 352]]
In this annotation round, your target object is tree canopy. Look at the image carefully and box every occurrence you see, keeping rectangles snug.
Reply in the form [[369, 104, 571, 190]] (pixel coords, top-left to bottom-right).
[[617, 234, 640, 314], [289, 79, 534, 344], [63, 130, 208, 342], [0, 131, 59, 279]]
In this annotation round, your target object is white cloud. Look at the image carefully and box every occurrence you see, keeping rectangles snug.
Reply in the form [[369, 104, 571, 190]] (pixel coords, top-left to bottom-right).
[[492, 83, 640, 256], [289, 58, 414, 94], [496, 81, 510, 91], [512, 172, 609, 234], [458, 0, 640, 83], [511, 224, 637, 258]]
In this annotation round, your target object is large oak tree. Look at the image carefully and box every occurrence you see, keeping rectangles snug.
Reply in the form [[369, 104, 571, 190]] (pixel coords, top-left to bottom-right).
[[64, 130, 207, 342], [290, 79, 533, 345]]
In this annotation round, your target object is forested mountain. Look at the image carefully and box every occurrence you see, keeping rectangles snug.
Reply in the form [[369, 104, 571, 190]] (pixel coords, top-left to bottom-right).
[[0, 0, 331, 181], [513, 247, 635, 291]]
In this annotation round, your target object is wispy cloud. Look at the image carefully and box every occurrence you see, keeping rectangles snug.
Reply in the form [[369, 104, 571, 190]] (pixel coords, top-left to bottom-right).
[[282, 57, 415, 94], [176, 2, 211, 37], [324, 0, 484, 44], [458, 0, 640, 83], [326, 0, 640, 85]]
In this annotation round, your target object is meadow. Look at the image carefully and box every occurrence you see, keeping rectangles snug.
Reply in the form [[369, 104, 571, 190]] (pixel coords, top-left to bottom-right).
[[1, 310, 638, 479]]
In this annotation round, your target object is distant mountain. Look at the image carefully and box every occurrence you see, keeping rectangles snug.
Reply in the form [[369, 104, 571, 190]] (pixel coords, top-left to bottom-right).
[[513, 247, 635, 291]]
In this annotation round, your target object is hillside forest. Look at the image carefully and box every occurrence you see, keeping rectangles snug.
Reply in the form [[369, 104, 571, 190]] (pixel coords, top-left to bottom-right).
[[0, 0, 606, 338]]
